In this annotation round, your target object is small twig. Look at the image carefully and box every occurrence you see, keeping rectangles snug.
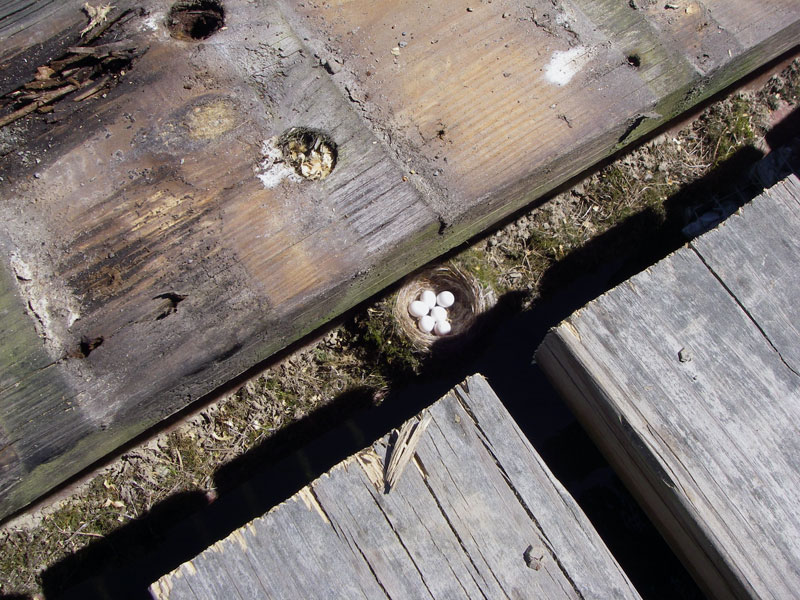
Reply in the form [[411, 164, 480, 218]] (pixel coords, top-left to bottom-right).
[[62, 522, 101, 546], [48, 54, 89, 72], [23, 79, 65, 91], [82, 8, 135, 45], [67, 39, 138, 58], [0, 102, 40, 128], [71, 530, 106, 539], [73, 76, 110, 102], [175, 448, 184, 470]]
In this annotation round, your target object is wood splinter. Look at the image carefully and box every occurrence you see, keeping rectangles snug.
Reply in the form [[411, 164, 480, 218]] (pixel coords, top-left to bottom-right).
[[383, 412, 431, 493]]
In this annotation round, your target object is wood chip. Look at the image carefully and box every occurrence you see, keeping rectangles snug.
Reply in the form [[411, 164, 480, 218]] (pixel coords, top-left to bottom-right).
[[67, 39, 138, 58], [73, 76, 110, 102], [34, 66, 56, 81], [24, 79, 65, 91]]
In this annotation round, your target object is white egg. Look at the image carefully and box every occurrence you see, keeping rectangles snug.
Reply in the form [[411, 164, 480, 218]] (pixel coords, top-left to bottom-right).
[[436, 290, 455, 308], [434, 320, 452, 336], [418, 314, 435, 333], [420, 289, 437, 309], [430, 306, 448, 322], [408, 300, 428, 318]]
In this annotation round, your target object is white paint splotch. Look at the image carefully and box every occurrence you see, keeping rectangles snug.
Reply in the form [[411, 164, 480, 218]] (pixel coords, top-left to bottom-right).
[[544, 46, 593, 86], [256, 138, 301, 188]]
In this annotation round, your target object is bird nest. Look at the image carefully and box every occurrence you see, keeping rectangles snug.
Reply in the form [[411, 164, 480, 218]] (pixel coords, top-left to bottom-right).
[[393, 264, 495, 352]]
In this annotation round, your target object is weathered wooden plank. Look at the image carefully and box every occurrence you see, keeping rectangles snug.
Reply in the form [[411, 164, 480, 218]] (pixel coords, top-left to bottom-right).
[[536, 175, 800, 599], [150, 375, 641, 599], [1, 0, 798, 520], [279, 0, 800, 238], [0, 0, 437, 520], [0, 258, 96, 510], [690, 175, 800, 374]]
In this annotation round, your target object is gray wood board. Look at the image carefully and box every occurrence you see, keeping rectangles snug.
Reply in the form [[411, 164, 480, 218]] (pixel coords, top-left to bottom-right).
[[536, 174, 800, 600], [149, 374, 641, 600]]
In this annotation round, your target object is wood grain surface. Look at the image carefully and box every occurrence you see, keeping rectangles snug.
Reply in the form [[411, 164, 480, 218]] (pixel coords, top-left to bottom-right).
[[150, 374, 641, 599], [0, 0, 798, 519], [536, 175, 800, 599]]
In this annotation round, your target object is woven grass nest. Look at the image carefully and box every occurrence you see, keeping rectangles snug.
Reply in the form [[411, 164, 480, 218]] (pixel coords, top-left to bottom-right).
[[393, 264, 495, 353]]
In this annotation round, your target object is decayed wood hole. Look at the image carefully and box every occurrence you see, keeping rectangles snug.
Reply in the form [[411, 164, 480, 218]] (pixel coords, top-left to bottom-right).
[[167, 1, 225, 41], [278, 128, 337, 181]]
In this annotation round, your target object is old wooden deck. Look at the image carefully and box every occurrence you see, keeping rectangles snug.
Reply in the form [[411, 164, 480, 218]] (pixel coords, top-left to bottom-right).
[[149, 374, 641, 599], [1, 0, 799, 519], [536, 173, 800, 599]]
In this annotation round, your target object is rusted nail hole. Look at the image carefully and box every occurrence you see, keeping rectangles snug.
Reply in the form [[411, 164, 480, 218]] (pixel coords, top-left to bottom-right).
[[279, 127, 338, 180], [167, 0, 225, 41], [626, 54, 641, 68]]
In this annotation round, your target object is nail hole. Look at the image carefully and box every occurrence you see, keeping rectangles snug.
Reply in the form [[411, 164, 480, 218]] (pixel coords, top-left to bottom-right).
[[167, 0, 225, 41], [74, 336, 104, 358], [279, 127, 338, 180], [627, 54, 641, 68], [217, 342, 243, 362], [154, 292, 187, 320]]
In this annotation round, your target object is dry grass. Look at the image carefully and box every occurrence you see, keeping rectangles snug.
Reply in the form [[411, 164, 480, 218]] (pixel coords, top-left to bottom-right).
[[1, 58, 798, 599]]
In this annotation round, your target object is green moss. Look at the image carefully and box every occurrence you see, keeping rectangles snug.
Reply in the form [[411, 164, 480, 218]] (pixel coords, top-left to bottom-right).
[[351, 301, 421, 378], [698, 94, 759, 167], [261, 377, 300, 407], [453, 247, 505, 293]]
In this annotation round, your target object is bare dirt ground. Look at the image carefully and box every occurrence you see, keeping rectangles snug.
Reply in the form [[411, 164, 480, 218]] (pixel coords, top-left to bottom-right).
[[1, 55, 798, 599]]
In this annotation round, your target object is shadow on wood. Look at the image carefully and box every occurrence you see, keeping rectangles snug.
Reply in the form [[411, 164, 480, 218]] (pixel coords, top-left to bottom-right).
[[536, 169, 800, 598], [40, 387, 384, 599]]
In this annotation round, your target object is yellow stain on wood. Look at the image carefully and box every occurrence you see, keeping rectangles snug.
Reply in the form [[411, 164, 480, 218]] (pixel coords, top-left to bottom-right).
[[186, 98, 239, 141], [356, 448, 385, 492], [232, 529, 249, 553], [298, 485, 330, 524], [222, 186, 350, 307]]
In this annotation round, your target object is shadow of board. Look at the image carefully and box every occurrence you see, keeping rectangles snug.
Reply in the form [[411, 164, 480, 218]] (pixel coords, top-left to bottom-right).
[[44, 387, 382, 600], [41, 491, 209, 599], [765, 104, 800, 153], [536, 144, 767, 297]]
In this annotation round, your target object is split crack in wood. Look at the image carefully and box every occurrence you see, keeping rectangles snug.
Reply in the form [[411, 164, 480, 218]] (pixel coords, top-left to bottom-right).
[[383, 412, 431, 493], [689, 243, 800, 378]]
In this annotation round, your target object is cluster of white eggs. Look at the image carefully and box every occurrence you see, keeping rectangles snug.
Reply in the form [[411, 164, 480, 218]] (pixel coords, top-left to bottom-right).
[[408, 289, 455, 336]]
